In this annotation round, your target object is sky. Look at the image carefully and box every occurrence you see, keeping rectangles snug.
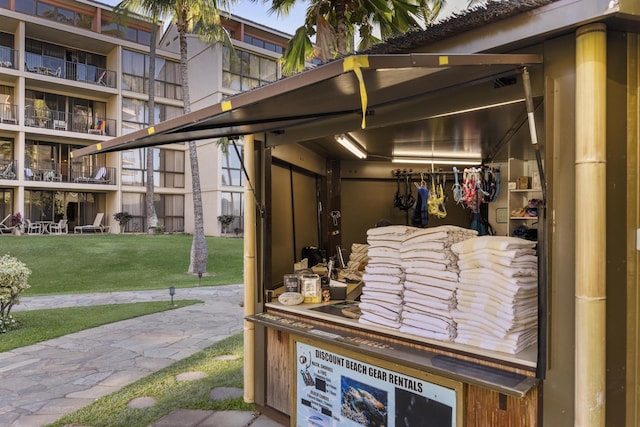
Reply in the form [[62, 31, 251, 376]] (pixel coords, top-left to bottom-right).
[[100, 0, 308, 35], [100, 0, 472, 37]]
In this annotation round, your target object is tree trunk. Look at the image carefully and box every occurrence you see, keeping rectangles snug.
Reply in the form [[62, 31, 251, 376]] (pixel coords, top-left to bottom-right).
[[335, 0, 348, 56], [177, 18, 208, 275], [146, 14, 159, 234]]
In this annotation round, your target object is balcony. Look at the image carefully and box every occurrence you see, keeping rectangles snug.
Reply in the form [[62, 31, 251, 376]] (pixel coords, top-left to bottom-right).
[[0, 160, 17, 180], [0, 46, 16, 70], [0, 102, 17, 125], [24, 108, 115, 137], [24, 163, 116, 185], [25, 53, 116, 88]]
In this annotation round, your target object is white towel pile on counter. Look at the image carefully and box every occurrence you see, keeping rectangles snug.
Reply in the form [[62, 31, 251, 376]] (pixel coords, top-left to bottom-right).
[[338, 243, 369, 282], [359, 225, 417, 329], [451, 236, 538, 354], [399, 226, 478, 341]]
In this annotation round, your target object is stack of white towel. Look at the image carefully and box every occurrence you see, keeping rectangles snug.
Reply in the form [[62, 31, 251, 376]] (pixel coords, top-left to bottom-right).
[[399, 226, 478, 341], [359, 225, 417, 329], [451, 236, 538, 354]]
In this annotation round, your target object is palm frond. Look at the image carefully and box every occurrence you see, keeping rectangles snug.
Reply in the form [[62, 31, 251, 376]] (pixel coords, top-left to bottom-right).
[[281, 26, 315, 75]]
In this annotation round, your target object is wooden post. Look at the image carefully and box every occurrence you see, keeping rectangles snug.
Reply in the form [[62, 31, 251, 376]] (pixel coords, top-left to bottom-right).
[[243, 134, 256, 403], [575, 23, 607, 427]]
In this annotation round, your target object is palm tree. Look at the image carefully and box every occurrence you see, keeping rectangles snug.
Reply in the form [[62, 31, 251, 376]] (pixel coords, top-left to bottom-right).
[[115, 0, 167, 235], [116, 0, 233, 275], [269, 0, 447, 74]]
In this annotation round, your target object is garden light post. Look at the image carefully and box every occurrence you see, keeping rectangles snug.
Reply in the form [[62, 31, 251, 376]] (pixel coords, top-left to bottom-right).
[[169, 286, 175, 306]]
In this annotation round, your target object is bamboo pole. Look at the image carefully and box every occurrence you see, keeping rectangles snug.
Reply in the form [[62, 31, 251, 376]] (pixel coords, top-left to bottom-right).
[[575, 23, 607, 427], [243, 134, 256, 403]]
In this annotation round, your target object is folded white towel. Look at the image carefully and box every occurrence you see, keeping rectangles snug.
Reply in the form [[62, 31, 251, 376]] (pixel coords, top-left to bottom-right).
[[404, 282, 456, 300], [455, 328, 536, 353], [401, 250, 453, 261], [361, 290, 403, 304], [351, 243, 369, 253], [405, 267, 459, 282], [404, 290, 456, 311], [360, 294, 403, 311], [367, 225, 418, 236], [359, 312, 401, 329], [401, 259, 459, 271], [399, 324, 456, 341], [359, 301, 402, 317], [457, 248, 537, 260], [402, 311, 455, 329], [365, 266, 403, 275], [459, 269, 537, 290], [405, 273, 458, 289], [362, 273, 402, 284], [451, 236, 537, 254], [400, 241, 448, 252], [362, 281, 404, 293]]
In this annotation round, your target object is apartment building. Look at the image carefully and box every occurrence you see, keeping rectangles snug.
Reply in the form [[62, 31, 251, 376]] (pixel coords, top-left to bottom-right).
[[0, 0, 289, 235]]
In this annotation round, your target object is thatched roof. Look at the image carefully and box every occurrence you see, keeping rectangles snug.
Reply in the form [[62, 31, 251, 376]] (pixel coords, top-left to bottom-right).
[[363, 0, 558, 54]]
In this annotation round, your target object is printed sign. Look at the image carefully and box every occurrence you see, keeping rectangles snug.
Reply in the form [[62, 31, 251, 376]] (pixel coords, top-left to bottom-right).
[[295, 341, 457, 427]]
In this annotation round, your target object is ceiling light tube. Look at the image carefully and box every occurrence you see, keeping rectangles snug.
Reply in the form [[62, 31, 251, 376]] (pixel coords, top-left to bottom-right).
[[335, 134, 367, 159], [392, 158, 482, 166]]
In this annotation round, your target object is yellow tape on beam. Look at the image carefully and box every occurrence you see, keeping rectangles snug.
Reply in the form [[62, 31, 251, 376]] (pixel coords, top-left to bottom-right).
[[70, 152, 74, 158], [147, 126, 155, 135], [439, 56, 449, 66], [343, 56, 370, 129], [96, 143, 102, 150], [222, 100, 233, 112]]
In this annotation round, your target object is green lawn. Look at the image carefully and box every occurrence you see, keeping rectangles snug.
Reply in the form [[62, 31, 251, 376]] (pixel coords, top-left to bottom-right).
[[1, 234, 244, 295], [0, 300, 202, 352]]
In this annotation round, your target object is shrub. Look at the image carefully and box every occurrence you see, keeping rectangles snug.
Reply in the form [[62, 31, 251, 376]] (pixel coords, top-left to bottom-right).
[[217, 214, 235, 234], [0, 255, 31, 332]]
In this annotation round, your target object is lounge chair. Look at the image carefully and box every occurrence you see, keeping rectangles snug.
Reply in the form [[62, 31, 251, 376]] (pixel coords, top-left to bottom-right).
[[74, 166, 106, 183], [74, 213, 109, 234], [0, 214, 15, 234], [49, 219, 68, 234]]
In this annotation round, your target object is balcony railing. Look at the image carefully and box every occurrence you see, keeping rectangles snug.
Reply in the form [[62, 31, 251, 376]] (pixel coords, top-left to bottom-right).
[[24, 162, 116, 185], [0, 103, 17, 124], [25, 52, 116, 88], [0, 160, 17, 180], [24, 108, 115, 137], [0, 46, 16, 69]]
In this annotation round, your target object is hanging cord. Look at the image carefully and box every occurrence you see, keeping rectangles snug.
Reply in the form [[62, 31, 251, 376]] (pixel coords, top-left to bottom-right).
[[232, 140, 265, 218]]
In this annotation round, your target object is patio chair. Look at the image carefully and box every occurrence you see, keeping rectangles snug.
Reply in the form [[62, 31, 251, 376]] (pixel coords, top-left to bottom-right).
[[24, 219, 41, 235], [49, 219, 68, 234], [0, 214, 15, 234], [74, 212, 109, 234]]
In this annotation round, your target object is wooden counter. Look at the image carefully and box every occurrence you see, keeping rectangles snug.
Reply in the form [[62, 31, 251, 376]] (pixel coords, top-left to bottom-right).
[[248, 301, 541, 427]]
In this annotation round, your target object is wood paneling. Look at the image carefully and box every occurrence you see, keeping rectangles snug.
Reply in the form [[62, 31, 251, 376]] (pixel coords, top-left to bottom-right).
[[465, 385, 538, 427], [266, 328, 291, 414]]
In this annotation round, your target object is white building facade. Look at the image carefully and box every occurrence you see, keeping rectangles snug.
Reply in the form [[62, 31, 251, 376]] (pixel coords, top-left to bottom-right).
[[0, 0, 289, 235]]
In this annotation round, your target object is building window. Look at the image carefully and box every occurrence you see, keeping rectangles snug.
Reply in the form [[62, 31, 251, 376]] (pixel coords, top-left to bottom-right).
[[222, 46, 278, 91], [122, 148, 185, 188], [0, 189, 12, 221], [221, 144, 244, 187], [122, 98, 182, 135], [122, 192, 184, 233], [16, 1, 93, 29], [24, 190, 105, 226], [243, 34, 284, 54], [101, 15, 151, 44], [0, 138, 13, 161], [122, 50, 182, 100], [221, 191, 244, 234]]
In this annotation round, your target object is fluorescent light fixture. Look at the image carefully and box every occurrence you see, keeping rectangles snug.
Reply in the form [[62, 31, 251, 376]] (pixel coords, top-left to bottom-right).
[[335, 134, 367, 159], [392, 157, 482, 166], [427, 98, 525, 119]]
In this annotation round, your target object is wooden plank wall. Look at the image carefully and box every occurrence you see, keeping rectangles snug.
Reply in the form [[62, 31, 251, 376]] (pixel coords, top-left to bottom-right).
[[465, 385, 538, 427], [266, 328, 291, 414]]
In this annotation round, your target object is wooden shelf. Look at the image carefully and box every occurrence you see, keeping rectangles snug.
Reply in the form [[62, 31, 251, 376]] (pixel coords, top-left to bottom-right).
[[510, 216, 538, 220]]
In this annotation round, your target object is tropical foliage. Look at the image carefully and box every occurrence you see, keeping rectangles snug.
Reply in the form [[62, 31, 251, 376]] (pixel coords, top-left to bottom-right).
[[269, 0, 447, 74], [0, 255, 31, 333]]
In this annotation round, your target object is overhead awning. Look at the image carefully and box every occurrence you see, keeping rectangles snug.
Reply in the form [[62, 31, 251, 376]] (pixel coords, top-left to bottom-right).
[[70, 53, 543, 159]]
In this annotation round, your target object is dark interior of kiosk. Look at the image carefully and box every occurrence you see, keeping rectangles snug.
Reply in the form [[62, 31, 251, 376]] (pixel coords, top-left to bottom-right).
[[264, 65, 546, 376]]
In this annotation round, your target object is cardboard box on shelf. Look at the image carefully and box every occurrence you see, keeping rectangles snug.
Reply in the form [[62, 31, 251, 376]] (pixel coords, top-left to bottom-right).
[[516, 176, 531, 189]]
